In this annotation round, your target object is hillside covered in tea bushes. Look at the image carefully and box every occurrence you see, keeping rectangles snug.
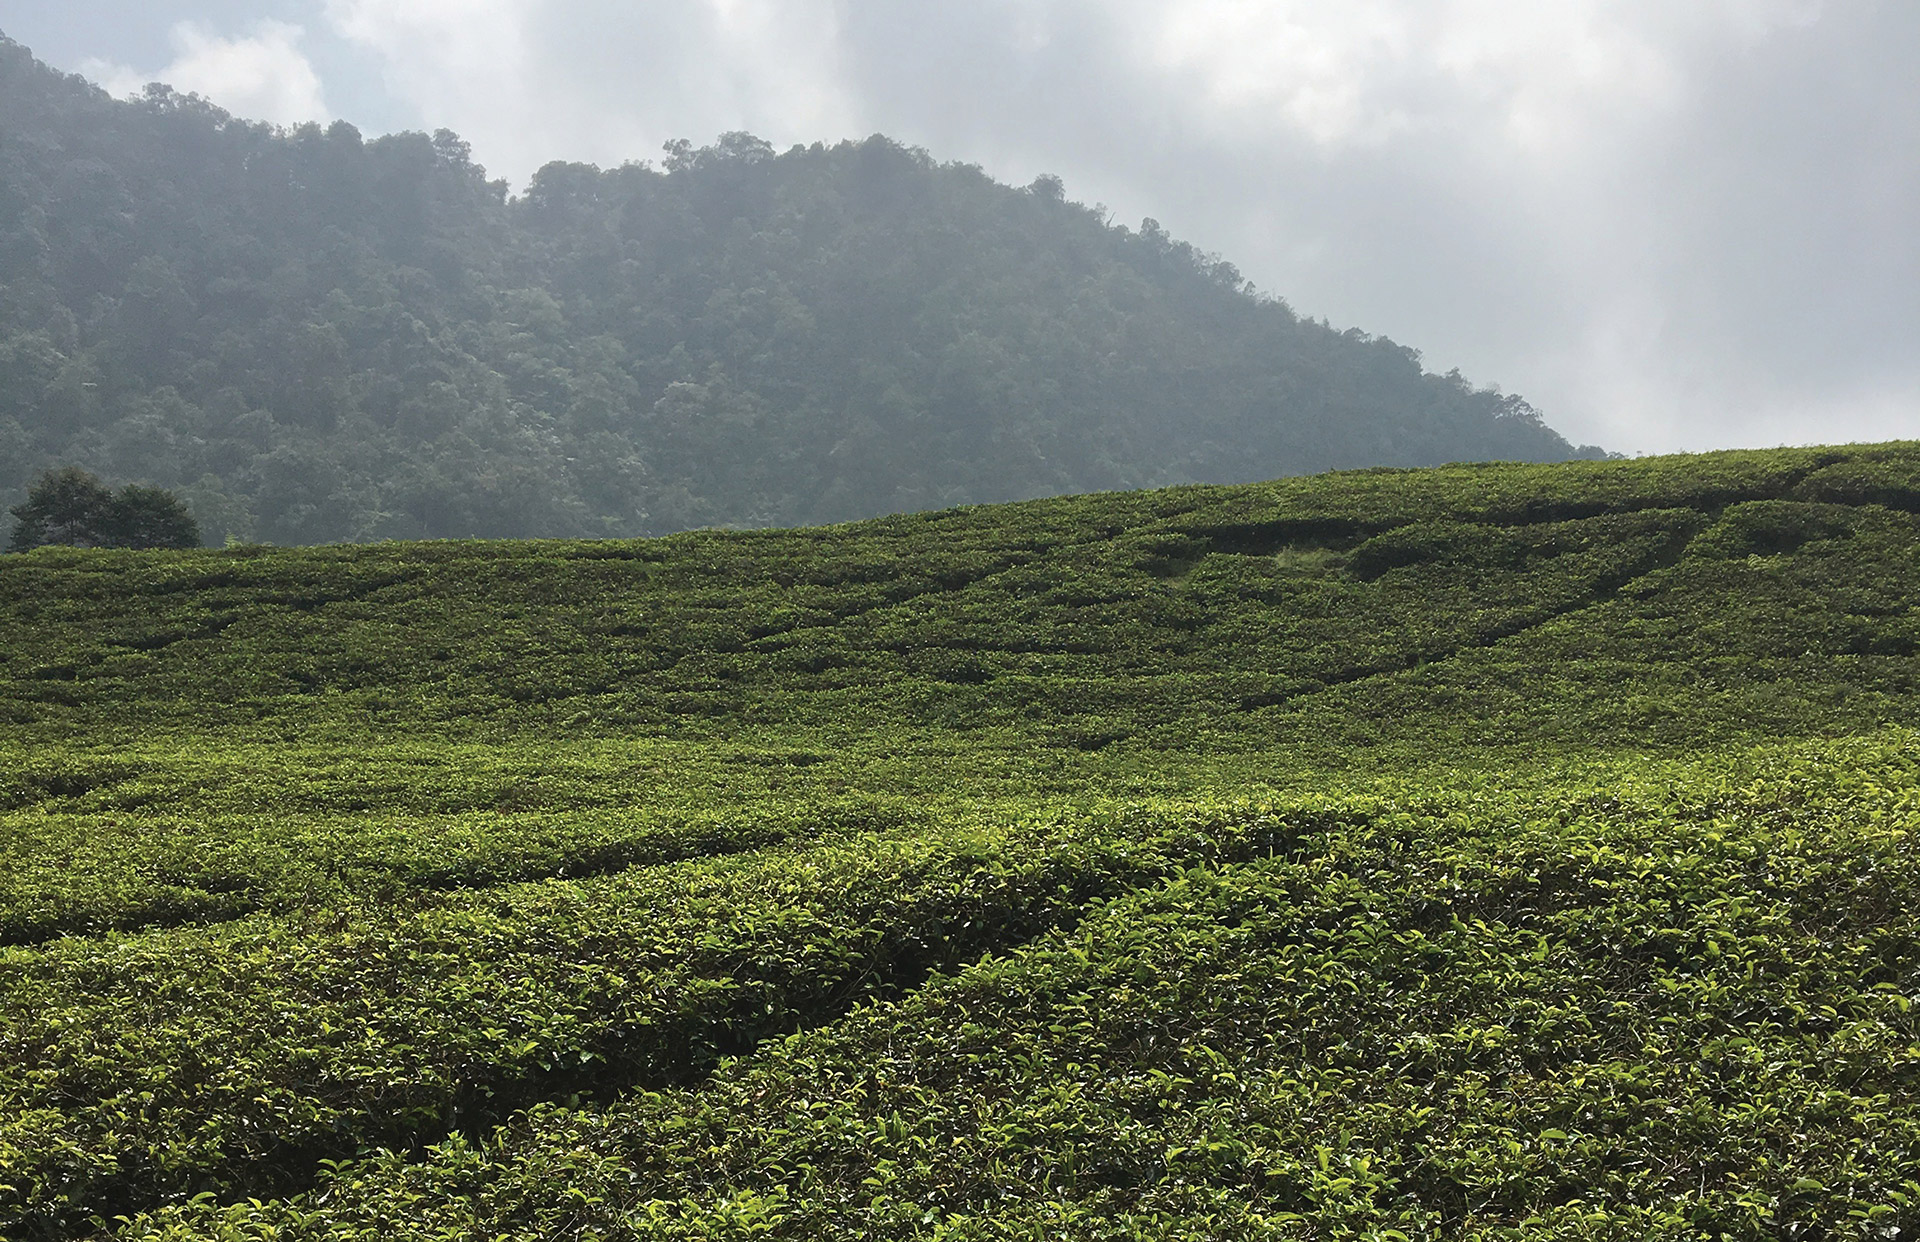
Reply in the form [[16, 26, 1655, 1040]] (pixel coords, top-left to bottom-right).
[[2, 443, 1919, 1240], [0, 32, 1600, 544]]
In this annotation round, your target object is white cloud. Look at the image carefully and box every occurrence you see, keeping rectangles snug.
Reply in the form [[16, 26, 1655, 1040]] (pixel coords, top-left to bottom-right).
[[321, 0, 855, 178], [1132, 1, 1422, 147], [82, 20, 330, 127], [74, 57, 147, 102]]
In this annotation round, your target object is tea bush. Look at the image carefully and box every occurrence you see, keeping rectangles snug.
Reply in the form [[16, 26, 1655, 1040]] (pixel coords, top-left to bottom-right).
[[3, 444, 1919, 1239], [108, 737, 1920, 1240]]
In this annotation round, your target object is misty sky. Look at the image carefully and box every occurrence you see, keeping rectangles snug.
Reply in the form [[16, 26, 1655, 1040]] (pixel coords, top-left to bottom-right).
[[2, 0, 1915, 455]]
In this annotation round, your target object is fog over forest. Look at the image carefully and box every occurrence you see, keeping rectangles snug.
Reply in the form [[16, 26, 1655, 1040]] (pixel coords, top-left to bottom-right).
[[0, 33, 1596, 542], [7, 0, 1914, 459]]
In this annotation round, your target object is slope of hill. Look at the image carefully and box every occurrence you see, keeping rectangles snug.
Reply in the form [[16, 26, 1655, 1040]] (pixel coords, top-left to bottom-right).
[[1, 445, 1918, 1239], [0, 34, 1600, 544]]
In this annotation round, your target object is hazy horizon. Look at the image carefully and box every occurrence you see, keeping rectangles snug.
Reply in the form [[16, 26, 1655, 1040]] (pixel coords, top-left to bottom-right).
[[3, 0, 1916, 457]]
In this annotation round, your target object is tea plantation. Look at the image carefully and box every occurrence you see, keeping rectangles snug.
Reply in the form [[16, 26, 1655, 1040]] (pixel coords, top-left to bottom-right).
[[3, 444, 1919, 1240]]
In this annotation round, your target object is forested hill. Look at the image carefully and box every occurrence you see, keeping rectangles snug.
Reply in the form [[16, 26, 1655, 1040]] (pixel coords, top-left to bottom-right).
[[0, 35, 1601, 545]]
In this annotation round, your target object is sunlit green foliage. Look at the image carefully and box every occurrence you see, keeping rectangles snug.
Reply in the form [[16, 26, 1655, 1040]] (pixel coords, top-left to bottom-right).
[[2, 444, 1919, 1239], [110, 740, 1920, 1241]]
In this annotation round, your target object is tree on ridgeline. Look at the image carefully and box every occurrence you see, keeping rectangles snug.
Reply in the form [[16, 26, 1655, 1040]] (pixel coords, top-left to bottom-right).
[[105, 482, 203, 548], [5, 466, 115, 549], [7, 467, 200, 551]]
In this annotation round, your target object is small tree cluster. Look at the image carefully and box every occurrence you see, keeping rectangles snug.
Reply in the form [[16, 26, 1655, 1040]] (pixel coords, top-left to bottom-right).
[[7, 466, 201, 552]]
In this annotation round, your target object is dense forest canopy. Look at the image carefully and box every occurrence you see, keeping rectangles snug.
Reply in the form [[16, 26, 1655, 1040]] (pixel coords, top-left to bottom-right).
[[0, 34, 1602, 544]]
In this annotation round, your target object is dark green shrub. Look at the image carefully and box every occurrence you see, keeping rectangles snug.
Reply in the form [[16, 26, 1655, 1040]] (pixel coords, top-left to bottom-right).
[[7, 468, 200, 552]]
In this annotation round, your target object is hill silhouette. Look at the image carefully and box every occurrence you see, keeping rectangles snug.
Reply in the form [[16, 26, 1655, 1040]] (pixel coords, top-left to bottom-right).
[[0, 34, 1601, 544]]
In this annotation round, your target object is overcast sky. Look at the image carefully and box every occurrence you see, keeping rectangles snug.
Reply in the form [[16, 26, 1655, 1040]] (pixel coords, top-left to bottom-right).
[[3, 0, 1915, 455]]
